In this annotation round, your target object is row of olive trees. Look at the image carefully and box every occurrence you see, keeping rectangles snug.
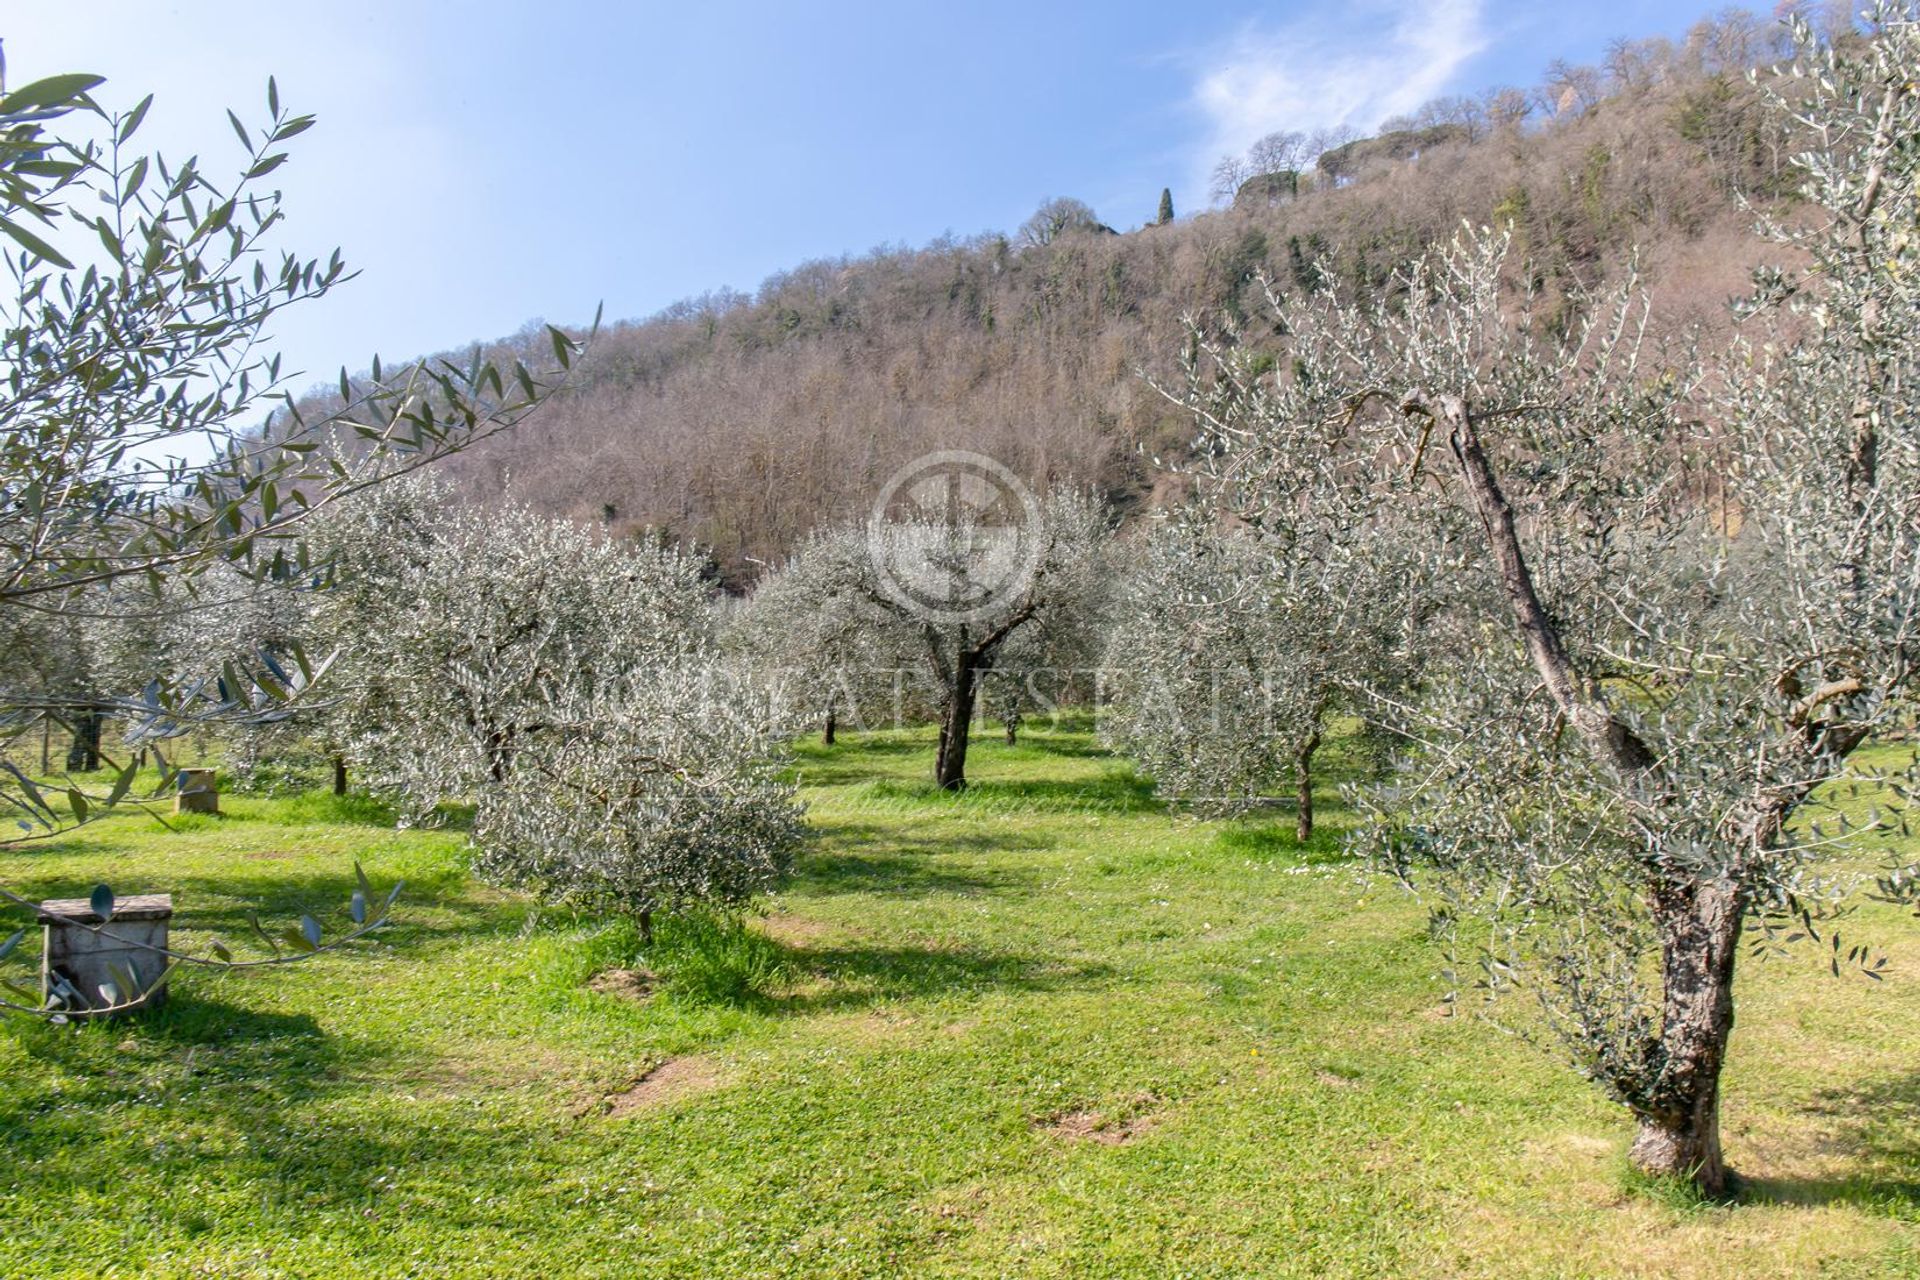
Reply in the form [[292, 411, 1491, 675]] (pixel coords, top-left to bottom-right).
[[726, 477, 1397, 815], [1129, 6, 1920, 1196]]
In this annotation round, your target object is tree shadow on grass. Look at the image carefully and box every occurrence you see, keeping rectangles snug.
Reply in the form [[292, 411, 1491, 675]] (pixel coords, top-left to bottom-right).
[[794, 821, 1051, 896], [1010, 728, 1114, 759], [1, 862, 516, 966], [790, 716, 1125, 784], [1737, 1070, 1920, 1213], [215, 791, 475, 833], [773, 938, 1118, 1015], [793, 733, 929, 760], [142, 992, 341, 1067], [795, 852, 1005, 898], [1028, 708, 1100, 736], [0, 992, 536, 1234], [959, 772, 1162, 815], [790, 758, 915, 788], [1, 994, 345, 1127], [1211, 818, 1355, 866], [216, 789, 405, 828], [167, 869, 510, 958], [838, 771, 1161, 817]]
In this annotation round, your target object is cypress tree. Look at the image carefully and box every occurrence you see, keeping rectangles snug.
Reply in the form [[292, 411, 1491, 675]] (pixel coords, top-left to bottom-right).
[[1155, 187, 1175, 225]]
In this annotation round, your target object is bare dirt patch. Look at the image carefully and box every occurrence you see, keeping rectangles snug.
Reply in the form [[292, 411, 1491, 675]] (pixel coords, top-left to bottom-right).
[[399, 1040, 584, 1097], [586, 967, 656, 1003], [754, 913, 843, 945], [605, 1056, 725, 1117], [1034, 1093, 1162, 1145]]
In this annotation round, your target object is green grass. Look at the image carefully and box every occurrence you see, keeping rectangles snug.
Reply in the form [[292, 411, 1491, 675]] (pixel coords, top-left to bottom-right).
[[2, 721, 1918, 1278]]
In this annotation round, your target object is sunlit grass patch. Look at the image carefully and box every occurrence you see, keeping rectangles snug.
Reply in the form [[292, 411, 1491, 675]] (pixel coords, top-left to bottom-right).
[[1, 721, 1916, 1277]]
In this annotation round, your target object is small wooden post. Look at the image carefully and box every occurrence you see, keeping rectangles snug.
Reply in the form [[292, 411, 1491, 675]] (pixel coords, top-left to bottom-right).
[[36, 893, 173, 1017], [175, 768, 219, 814]]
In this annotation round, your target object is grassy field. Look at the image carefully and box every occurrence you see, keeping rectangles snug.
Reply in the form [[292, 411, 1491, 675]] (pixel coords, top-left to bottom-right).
[[2, 719, 1917, 1278]]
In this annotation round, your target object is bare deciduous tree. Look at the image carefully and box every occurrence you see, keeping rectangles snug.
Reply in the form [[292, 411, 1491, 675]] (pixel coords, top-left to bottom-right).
[[1019, 197, 1105, 248]]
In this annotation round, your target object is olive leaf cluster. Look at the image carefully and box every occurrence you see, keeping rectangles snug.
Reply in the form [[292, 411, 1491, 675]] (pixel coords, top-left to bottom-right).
[[468, 672, 803, 936], [727, 544, 919, 745]]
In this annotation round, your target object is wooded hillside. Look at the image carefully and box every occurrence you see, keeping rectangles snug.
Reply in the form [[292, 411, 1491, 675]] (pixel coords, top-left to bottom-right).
[[408, 7, 1816, 586]]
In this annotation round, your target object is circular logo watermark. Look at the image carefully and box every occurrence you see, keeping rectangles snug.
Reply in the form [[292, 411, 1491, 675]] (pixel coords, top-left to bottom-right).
[[868, 450, 1042, 624]]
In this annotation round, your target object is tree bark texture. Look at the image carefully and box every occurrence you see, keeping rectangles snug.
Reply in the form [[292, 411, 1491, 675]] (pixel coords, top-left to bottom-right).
[[935, 653, 979, 791]]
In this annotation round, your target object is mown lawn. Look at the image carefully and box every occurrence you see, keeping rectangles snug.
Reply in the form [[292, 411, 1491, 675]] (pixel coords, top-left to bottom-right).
[[2, 720, 1917, 1278]]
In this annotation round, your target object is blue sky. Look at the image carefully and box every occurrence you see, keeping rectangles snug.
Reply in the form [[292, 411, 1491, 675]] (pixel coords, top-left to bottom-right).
[[10, 1, 1749, 391]]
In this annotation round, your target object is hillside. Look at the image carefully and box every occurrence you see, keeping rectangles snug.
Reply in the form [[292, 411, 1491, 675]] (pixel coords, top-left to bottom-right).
[[426, 9, 1803, 586]]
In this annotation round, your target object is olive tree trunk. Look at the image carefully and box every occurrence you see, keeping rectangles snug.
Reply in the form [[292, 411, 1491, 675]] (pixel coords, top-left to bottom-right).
[[934, 656, 979, 791], [331, 754, 349, 796], [1628, 878, 1744, 1195], [1294, 727, 1321, 843], [66, 708, 103, 772], [1443, 394, 1746, 1194]]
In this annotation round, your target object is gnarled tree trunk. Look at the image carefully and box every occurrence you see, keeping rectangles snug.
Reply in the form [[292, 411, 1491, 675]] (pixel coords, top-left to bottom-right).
[[1442, 393, 1746, 1195], [332, 754, 349, 796], [823, 705, 837, 747], [1628, 877, 1744, 1195], [934, 654, 979, 791]]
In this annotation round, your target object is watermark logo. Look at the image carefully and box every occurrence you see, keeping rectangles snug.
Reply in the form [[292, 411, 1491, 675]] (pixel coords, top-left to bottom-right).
[[868, 450, 1041, 624]]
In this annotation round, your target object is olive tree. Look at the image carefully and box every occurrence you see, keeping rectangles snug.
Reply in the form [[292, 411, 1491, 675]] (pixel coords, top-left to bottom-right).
[[728, 551, 910, 746], [306, 481, 804, 935], [755, 486, 1111, 789], [1102, 513, 1408, 838], [469, 672, 804, 942], [0, 67, 581, 1015], [974, 548, 1110, 748], [1171, 163, 1920, 1194], [161, 560, 350, 792], [303, 482, 706, 797], [1162, 5, 1920, 1189]]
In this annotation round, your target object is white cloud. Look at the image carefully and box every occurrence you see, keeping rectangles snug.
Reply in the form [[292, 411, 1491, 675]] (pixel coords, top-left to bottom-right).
[[1189, 0, 1487, 191]]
